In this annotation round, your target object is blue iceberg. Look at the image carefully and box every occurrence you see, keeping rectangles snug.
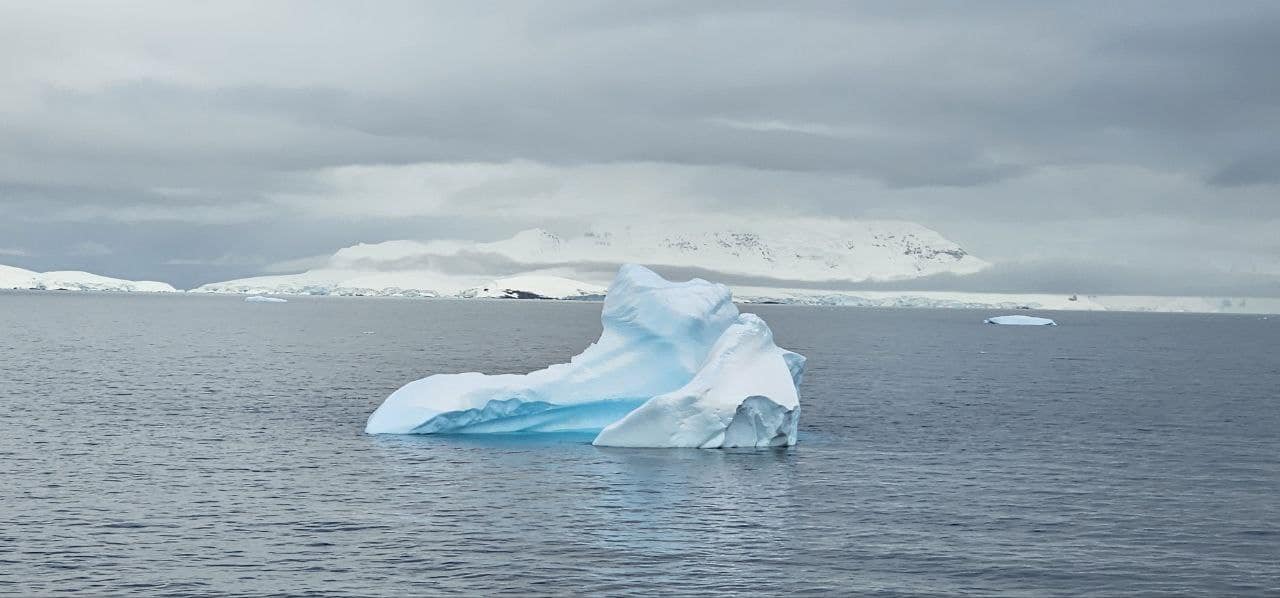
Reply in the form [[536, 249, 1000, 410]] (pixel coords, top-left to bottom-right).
[[365, 264, 805, 448]]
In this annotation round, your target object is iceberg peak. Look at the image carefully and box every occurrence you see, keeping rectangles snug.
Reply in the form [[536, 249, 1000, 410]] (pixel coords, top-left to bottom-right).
[[365, 264, 805, 448]]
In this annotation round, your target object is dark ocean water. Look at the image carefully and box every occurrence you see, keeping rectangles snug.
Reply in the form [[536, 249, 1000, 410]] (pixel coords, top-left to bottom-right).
[[1, 291, 1277, 597]]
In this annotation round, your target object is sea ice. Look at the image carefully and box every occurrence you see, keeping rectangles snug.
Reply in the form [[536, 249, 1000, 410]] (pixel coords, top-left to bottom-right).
[[245, 295, 288, 303], [365, 264, 805, 448], [985, 315, 1056, 326]]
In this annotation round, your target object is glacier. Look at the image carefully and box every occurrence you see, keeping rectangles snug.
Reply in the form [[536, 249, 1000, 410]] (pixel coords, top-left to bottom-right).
[[985, 315, 1057, 326], [365, 264, 805, 448]]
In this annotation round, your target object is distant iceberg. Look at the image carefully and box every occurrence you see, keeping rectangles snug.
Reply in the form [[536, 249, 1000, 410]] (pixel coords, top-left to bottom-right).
[[985, 315, 1057, 326], [245, 295, 288, 303], [365, 264, 805, 448]]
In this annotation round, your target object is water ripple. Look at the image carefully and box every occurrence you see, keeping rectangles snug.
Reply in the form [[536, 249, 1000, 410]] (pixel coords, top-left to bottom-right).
[[0, 293, 1277, 596]]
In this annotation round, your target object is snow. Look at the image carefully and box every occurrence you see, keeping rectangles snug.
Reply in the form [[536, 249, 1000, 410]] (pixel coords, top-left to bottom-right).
[[188, 220, 1280, 315], [733, 288, 1280, 315], [985, 315, 1057, 326], [8, 257, 1268, 314], [194, 268, 604, 300], [245, 295, 288, 303], [193, 264, 1280, 314], [733, 286, 1101, 311], [0, 264, 177, 293], [195, 218, 988, 297], [365, 264, 806, 448], [0, 265, 37, 289], [321, 219, 990, 283], [460, 275, 606, 299]]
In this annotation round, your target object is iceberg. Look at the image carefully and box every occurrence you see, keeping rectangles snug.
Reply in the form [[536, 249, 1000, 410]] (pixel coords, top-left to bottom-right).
[[985, 315, 1057, 326], [365, 264, 805, 448], [245, 295, 288, 303]]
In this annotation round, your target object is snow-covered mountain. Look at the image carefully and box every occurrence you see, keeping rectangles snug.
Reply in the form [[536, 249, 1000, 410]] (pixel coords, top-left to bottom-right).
[[325, 219, 988, 283], [194, 268, 605, 299], [0, 264, 178, 293], [195, 219, 989, 297]]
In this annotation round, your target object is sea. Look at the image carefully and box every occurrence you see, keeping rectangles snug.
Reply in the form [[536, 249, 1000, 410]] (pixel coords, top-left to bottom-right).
[[1, 291, 1277, 596]]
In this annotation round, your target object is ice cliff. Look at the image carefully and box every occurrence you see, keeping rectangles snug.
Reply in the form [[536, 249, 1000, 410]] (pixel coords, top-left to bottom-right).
[[365, 264, 805, 448]]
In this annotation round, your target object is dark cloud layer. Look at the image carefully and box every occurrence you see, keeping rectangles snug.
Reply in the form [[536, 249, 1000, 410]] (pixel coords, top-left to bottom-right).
[[0, 2, 1277, 293]]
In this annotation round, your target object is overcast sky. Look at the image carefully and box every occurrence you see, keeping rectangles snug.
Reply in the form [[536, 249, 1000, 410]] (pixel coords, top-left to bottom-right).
[[1, 1, 1277, 294]]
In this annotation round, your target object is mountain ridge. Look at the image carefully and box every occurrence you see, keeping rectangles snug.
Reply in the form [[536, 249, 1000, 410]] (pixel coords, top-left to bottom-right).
[[0, 264, 177, 293], [197, 219, 990, 297], [322, 219, 990, 283]]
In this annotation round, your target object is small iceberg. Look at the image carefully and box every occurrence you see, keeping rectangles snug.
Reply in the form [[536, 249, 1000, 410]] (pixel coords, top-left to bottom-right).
[[245, 295, 288, 303], [365, 264, 805, 448], [985, 315, 1056, 326]]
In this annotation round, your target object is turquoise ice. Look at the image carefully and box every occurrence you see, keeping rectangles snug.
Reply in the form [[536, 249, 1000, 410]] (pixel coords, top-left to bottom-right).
[[365, 264, 804, 448]]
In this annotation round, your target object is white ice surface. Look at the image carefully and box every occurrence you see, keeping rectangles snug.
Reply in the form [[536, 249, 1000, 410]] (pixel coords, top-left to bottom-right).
[[195, 218, 988, 297], [0, 264, 177, 292], [245, 296, 288, 303], [593, 313, 803, 448], [365, 264, 805, 448], [460, 274, 607, 299], [195, 268, 604, 300], [984, 315, 1057, 326]]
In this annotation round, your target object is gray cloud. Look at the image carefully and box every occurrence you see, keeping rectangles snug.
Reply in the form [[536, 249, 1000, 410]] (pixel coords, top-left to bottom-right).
[[1209, 151, 1280, 187], [0, 1, 1277, 293]]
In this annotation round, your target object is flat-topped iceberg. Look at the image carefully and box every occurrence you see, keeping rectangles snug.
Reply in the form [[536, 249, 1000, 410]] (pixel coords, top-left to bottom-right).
[[985, 315, 1057, 326], [245, 295, 288, 303], [365, 264, 805, 448]]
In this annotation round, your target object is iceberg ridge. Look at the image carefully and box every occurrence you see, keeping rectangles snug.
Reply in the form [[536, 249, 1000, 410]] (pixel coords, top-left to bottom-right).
[[365, 264, 805, 448]]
